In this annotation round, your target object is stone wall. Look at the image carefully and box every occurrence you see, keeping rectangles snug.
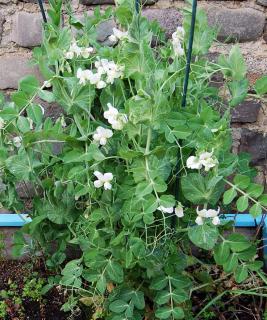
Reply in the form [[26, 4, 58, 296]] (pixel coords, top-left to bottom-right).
[[0, 0, 267, 183]]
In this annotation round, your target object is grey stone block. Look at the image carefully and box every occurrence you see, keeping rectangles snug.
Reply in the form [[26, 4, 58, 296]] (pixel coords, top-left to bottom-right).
[[231, 101, 261, 123], [96, 19, 117, 44], [239, 129, 267, 165], [80, 0, 157, 4], [207, 8, 265, 42], [0, 13, 4, 42], [256, 0, 267, 6], [0, 56, 42, 90], [143, 9, 182, 38], [12, 12, 43, 48]]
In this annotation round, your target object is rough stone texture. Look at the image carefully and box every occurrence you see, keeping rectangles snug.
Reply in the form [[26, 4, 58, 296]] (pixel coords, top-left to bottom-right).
[[12, 12, 43, 48], [264, 23, 267, 43], [80, 0, 157, 4], [239, 129, 267, 165], [143, 8, 182, 38], [0, 56, 42, 90], [0, 13, 4, 42], [231, 101, 261, 123], [256, 0, 267, 6], [207, 7, 265, 42], [96, 19, 117, 44]]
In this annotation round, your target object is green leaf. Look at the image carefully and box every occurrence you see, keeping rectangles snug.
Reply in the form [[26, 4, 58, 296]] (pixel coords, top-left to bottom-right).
[[5, 154, 31, 181], [27, 104, 43, 125], [17, 116, 31, 133], [19, 75, 39, 95], [109, 300, 129, 313], [159, 195, 175, 208], [234, 265, 248, 283], [135, 181, 153, 198], [247, 261, 263, 271], [131, 291, 145, 310], [223, 188, 237, 205], [233, 174, 250, 189], [38, 89, 55, 103], [188, 224, 219, 250], [255, 76, 267, 95], [106, 261, 124, 284], [96, 274, 106, 294], [150, 276, 168, 290], [169, 275, 190, 289], [223, 253, 238, 273], [237, 245, 256, 261], [213, 241, 230, 265], [155, 307, 172, 320], [236, 196, 248, 212], [11, 91, 29, 108], [181, 173, 224, 205], [172, 307, 185, 319], [227, 233, 251, 252], [172, 289, 188, 303], [155, 290, 171, 305], [246, 183, 264, 198], [227, 45, 247, 81], [249, 203, 262, 217], [61, 259, 82, 288], [259, 194, 267, 206], [229, 79, 248, 107]]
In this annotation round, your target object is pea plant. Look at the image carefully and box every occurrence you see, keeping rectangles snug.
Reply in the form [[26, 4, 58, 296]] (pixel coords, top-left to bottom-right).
[[1, 0, 267, 318]]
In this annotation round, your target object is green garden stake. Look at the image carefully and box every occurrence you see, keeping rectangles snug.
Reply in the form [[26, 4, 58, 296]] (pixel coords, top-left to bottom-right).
[[135, 0, 140, 13], [173, 0, 198, 228], [37, 0, 47, 23]]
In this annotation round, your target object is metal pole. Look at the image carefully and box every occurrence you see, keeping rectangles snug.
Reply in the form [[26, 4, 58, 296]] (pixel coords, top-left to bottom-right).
[[135, 0, 140, 13], [37, 0, 47, 23], [181, 0, 197, 108], [173, 0, 197, 228]]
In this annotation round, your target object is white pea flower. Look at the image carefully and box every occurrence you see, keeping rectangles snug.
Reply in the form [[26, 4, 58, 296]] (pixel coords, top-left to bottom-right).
[[39, 105, 45, 115], [96, 80, 107, 89], [109, 27, 128, 43], [65, 51, 75, 60], [77, 68, 90, 85], [69, 42, 82, 56], [199, 151, 218, 171], [172, 26, 185, 57], [212, 216, 220, 226], [60, 116, 67, 128], [93, 171, 113, 190], [186, 156, 202, 170], [104, 104, 127, 130], [13, 136, 22, 148], [173, 42, 184, 57], [43, 80, 52, 88], [173, 26, 185, 41], [104, 103, 119, 121], [195, 216, 204, 225], [196, 207, 208, 218], [95, 58, 124, 84], [186, 151, 218, 172], [196, 207, 220, 226], [0, 117, 5, 129], [109, 34, 117, 43], [28, 118, 33, 130], [93, 126, 113, 146], [81, 47, 94, 59], [175, 205, 184, 218], [157, 206, 174, 214]]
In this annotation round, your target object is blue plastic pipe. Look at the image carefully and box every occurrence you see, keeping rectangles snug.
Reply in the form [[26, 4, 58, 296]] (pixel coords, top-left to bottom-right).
[[223, 214, 267, 261], [0, 213, 266, 262]]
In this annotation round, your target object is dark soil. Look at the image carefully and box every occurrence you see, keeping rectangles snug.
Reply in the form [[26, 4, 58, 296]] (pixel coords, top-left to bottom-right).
[[0, 260, 86, 320]]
